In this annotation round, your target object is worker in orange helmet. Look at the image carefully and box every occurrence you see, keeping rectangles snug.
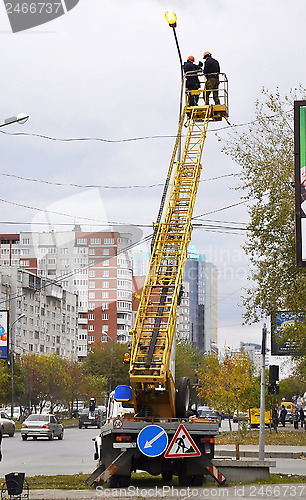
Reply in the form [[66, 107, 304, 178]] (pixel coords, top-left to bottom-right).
[[183, 55, 201, 106], [203, 51, 220, 105]]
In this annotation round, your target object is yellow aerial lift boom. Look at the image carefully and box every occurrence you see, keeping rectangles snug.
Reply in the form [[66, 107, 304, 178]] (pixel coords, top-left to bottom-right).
[[129, 72, 229, 418], [86, 72, 229, 489]]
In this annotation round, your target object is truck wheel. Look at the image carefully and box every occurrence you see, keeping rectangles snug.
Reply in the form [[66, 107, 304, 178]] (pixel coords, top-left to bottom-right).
[[107, 476, 119, 488], [162, 471, 173, 482], [119, 475, 131, 487], [178, 471, 192, 486], [192, 475, 203, 486], [176, 377, 191, 418]]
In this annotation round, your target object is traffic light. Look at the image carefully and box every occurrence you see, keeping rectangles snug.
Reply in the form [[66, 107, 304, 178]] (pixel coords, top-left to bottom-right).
[[89, 397, 96, 412], [268, 384, 279, 395], [269, 365, 279, 385]]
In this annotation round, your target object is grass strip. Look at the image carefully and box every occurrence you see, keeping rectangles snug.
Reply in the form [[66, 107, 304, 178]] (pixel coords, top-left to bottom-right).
[[216, 429, 306, 446], [1, 473, 305, 490]]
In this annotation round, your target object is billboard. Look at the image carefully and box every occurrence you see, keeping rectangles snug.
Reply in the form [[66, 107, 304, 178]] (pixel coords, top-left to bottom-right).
[[271, 311, 304, 355], [0, 310, 9, 359], [294, 101, 306, 267]]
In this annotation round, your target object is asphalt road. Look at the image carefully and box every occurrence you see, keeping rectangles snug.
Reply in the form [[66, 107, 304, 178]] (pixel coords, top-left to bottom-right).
[[0, 427, 99, 477], [0, 427, 305, 479]]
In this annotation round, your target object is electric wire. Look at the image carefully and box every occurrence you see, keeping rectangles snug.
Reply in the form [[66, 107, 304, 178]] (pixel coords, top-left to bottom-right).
[[0, 108, 293, 144], [0, 171, 239, 190]]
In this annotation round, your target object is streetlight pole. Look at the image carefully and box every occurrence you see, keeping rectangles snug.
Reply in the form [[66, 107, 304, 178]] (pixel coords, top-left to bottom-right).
[[165, 11, 184, 162], [103, 333, 123, 395], [0, 113, 29, 420], [259, 323, 267, 461], [150, 12, 184, 253], [10, 313, 25, 420]]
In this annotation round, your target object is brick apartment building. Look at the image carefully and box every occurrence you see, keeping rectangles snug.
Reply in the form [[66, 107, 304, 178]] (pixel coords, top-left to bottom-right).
[[0, 228, 134, 359]]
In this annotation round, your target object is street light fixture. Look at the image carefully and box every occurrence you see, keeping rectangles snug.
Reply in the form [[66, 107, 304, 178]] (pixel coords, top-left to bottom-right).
[[165, 10, 183, 131], [0, 113, 30, 128], [10, 313, 25, 420], [103, 333, 125, 395], [151, 12, 184, 251]]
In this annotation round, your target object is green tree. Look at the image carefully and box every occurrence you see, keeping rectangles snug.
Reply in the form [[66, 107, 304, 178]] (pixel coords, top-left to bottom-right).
[[84, 340, 130, 391], [197, 350, 255, 440], [221, 88, 306, 324], [0, 360, 12, 404], [175, 340, 203, 402]]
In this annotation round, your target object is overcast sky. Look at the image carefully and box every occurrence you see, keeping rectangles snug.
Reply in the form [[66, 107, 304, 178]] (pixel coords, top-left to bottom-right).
[[0, 0, 304, 361]]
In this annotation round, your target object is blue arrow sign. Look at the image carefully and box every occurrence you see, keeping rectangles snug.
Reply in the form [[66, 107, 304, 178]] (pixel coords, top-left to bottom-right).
[[137, 425, 168, 457]]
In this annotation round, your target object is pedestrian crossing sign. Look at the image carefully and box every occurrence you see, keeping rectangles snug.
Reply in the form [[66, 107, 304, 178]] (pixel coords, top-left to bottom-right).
[[164, 424, 201, 458]]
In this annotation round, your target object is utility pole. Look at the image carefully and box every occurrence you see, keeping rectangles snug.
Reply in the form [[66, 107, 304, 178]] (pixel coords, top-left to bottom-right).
[[259, 323, 267, 461]]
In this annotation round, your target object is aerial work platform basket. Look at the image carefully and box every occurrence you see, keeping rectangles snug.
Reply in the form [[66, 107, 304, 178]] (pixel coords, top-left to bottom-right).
[[184, 71, 229, 121]]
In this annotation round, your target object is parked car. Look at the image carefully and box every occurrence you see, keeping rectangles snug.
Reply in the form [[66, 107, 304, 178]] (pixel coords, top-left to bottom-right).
[[78, 408, 104, 429], [198, 408, 221, 427], [0, 411, 15, 436], [5, 406, 21, 421], [21, 414, 64, 441], [233, 410, 248, 423]]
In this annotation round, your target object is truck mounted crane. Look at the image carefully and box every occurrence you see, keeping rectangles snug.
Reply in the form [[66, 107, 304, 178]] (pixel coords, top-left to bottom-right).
[[86, 71, 229, 489]]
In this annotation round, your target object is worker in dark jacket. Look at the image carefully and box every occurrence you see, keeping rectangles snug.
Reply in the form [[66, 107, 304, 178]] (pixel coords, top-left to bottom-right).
[[203, 51, 220, 105], [183, 56, 201, 106], [299, 407, 305, 428]]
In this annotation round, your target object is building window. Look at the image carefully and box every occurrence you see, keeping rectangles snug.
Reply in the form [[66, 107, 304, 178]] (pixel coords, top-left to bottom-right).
[[103, 249, 109, 255], [103, 260, 109, 267], [102, 302, 108, 310], [88, 335, 95, 343], [88, 325, 95, 331], [104, 238, 114, 245], [102, 281, 109, 288], [20, 260, 30, 267], [90, 238, 101, 245], [89, 281, 95, 288], [88, 313, 95, 320], [77, 238, 87, 245], [89, 292, 95, 299], [102, 313, 108, 320], [103, 270, 109, 277], [89, 249, 95, 255], [102, 325, 108, 332], [89, 270, 95, 278], [22, 238, 30, 245], [88, 303, 95, 310], [102, 292, 109, 298]]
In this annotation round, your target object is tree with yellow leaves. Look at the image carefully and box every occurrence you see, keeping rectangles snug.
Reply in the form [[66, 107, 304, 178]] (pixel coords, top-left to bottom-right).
[[197, 349, 256, 441]]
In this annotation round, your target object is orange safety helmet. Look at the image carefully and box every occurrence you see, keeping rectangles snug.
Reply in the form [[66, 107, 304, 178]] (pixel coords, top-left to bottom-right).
[[203, 51, 211, 59], [187, 55, 195, 62]]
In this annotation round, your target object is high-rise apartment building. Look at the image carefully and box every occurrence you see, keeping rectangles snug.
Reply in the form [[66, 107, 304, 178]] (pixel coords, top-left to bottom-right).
[[0, 229, 134, 359], [0, 267, 78, 358], [131, 247, 218, 352]]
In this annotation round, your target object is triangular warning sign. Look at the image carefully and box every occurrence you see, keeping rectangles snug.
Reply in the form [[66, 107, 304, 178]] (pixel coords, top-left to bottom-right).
[[164, 424, 201, 458]]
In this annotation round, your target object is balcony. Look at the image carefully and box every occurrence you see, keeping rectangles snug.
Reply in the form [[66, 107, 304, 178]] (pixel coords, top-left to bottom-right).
[[78, 317, 88, 325]]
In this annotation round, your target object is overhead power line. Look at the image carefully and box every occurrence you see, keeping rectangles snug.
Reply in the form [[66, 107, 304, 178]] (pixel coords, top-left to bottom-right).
[[0, 171, 239, 190], [0, 107, 293, 145]]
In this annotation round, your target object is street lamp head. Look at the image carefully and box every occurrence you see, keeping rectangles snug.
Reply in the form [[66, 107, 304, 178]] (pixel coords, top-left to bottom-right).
[[4, 114, 29, 126], [16, 113, 29, 124], [165, 11, 177, 28]]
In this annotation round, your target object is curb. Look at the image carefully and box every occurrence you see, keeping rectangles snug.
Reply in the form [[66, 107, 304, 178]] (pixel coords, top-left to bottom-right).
[[215, 450, 306, 459]]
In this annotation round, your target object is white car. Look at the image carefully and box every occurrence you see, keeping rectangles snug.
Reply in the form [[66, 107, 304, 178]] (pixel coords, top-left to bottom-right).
[[0, 411, 15, 437], [21, 414, 64, 441]]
